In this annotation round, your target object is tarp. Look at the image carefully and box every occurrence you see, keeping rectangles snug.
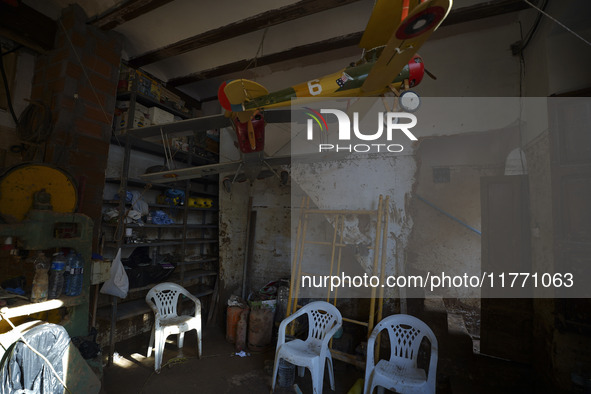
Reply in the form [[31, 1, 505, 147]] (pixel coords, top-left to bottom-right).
[[0, 322, 69, 393]]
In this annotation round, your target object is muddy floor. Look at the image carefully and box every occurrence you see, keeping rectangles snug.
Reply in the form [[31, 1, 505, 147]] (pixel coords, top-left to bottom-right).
[[101, 326, 363, 394]]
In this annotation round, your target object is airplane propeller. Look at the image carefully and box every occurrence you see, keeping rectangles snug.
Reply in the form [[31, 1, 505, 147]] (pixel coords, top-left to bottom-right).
[[424, 67, 437, 80]]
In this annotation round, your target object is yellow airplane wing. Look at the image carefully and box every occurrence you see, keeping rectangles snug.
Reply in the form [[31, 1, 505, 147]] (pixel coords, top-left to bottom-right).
[[359, 0, 403, 51], [359, 0, 424, 50], [361, 0, 452, 93]]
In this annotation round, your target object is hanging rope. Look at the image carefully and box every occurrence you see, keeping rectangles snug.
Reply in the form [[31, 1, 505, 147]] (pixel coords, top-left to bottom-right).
[[243, 27, 269, 71], [523, 0, 591, 48]]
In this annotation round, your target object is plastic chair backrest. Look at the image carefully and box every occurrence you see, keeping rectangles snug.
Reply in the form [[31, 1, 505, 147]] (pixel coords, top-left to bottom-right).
[[375, 314, 436, 365], [302, 301, 341, 345], [146, 282, 185, 320]]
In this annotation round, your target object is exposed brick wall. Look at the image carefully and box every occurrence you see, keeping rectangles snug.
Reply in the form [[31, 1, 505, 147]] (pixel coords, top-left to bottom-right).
[[30, 4, 122, 250]]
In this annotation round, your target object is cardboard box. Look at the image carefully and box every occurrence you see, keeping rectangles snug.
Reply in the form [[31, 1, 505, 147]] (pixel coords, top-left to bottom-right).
[[160, 87, 185, 111], [115, 110, 148, 130], [148, 107, 174, 125], [116, 100, 149, 115], [91, 259, 112, 285], [206, 137, 219, 154], [135, 70, 160, 101], [117, 64, 132, 92], [160, 86, 181, 103]]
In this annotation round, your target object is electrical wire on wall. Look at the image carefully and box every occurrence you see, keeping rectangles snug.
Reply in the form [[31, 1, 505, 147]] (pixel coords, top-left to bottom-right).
[[511, 0, 550, 175], [0, 44, 19, 125], [516, 20, 527, 175], [519, 0, 549, 54], [243, 27, 269, 72], [1, 43, 53, 161], [523, 0, 591, 48]]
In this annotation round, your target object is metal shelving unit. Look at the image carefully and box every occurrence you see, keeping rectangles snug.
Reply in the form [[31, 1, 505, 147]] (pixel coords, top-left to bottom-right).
[[99, 72, 220, 363]]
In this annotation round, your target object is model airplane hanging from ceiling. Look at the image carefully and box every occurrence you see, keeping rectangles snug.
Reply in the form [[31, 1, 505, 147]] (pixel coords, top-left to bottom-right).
[[139, 0, 452, 187]]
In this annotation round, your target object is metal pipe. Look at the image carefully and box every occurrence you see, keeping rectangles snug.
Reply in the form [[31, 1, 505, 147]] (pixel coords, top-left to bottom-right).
[[241, 196, 254, 300], [417, 194, 481, 235]]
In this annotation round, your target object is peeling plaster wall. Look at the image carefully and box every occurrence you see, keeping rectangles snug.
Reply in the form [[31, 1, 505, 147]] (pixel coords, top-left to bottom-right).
[[218, 170, 292, 305], [290, 154, 417, 300], [249, 179, 292, 290], [219, 180, 250, 301]]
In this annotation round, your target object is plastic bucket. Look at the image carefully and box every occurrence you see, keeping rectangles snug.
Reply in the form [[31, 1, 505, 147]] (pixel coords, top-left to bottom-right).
[[277, 359, 295, 388]]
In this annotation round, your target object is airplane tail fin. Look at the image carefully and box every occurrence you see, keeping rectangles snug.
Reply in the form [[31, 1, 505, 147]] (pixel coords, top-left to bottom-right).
[[218, 79, 269, 116], [218, 79, 269, 151]]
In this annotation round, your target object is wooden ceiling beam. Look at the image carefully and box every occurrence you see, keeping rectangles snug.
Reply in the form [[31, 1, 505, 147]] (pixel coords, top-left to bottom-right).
[[0, 2, 56, 53], [90, 0, 175, 30], [442, 0, 529, 26], [167, 0, 529, 88], [167, 32, 362, 88], [128, 0, 362, 69]]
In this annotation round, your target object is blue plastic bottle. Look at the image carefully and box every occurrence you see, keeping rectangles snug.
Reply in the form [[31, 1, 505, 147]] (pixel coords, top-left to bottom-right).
[[67, 253, 84, 296], [48, 252, 66, 299], [64, 249, 76, 296]]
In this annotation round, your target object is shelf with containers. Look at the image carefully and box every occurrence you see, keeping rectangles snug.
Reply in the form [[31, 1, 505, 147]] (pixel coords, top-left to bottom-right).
[[98, 64, 220, 362], [114, 63, 200, 129], [0, 211, 93, 339]]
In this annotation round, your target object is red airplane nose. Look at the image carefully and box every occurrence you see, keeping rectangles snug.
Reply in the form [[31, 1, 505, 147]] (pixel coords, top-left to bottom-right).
[[408, 54, 425, 88]]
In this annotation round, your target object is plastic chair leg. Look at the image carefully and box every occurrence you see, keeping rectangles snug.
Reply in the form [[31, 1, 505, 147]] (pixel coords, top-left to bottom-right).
[[326, 356, 335, 391], [196, 320, 202, 358], [312, 359, 324, 394], [178, 332, 185, 349], [376, 386, 385, 394], [147, 327, 155, 357], [271, 355, 281, 392], [298, 366, 305, 377], [154, 330, 164, 372], [363, 376, 372, 394], [197, 327, 202, 359]]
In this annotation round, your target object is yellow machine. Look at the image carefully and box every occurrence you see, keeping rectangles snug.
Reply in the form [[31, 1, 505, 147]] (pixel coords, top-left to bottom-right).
[[0, 163, 78, 223], [0, 163, 92, 339]]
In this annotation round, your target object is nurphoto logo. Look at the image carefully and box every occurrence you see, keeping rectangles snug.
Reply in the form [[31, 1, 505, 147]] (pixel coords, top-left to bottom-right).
[[305, 108, 418, 153]]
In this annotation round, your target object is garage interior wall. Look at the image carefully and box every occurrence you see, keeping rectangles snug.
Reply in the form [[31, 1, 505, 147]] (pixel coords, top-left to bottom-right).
[[0, 0, 590, 391]]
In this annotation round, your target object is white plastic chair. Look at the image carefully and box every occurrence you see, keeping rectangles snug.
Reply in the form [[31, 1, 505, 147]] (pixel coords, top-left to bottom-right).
[[272, 301, 342, 394], [145, 282, 202, 372], [364, 314, 438, 394]]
